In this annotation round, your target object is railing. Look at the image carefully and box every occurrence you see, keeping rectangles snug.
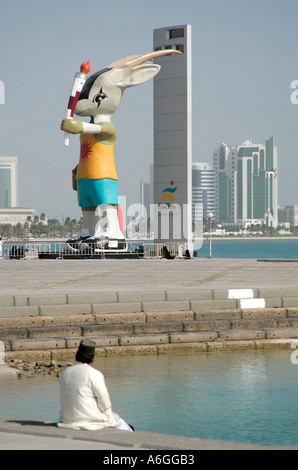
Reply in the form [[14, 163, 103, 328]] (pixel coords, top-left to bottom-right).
[[142, 242, 189, 258], [1, 241, 191, 260]]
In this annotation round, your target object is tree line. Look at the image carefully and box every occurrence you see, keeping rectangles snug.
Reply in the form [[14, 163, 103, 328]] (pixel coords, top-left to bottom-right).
[[0, 213, 82, 239]]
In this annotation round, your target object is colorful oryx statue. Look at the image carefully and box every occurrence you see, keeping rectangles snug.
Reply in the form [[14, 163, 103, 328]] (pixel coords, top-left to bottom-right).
[[61, 49, 181, 251]]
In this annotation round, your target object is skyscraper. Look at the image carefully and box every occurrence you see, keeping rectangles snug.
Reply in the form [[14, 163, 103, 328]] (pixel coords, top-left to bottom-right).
[[192, 162, 216, 222], [213, 137, 278, 227], [153, 25, 192, 244], [0, 156, 18, 207]]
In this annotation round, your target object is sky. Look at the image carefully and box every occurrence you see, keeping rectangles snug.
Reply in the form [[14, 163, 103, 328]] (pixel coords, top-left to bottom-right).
[[0, 0, 298, 220]]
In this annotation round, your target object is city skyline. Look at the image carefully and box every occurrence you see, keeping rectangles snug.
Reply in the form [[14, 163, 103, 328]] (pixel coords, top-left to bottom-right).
[[0, 0, 297, 219], [213, 136, 278, 227]]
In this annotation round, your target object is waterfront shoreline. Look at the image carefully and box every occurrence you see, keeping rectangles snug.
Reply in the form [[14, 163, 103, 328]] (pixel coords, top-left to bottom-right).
[[0, 414, 295, 450], [3, 337, 297, 366], [2, 348, 298, 450]]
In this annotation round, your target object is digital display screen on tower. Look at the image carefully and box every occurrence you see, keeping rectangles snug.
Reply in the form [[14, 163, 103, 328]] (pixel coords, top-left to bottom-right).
[[169, 29, 184, 39]]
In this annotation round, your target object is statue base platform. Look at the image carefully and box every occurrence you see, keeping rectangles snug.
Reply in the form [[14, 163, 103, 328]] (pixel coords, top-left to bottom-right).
[[38, 252, 143, 260], [38, 239, 145, 260]]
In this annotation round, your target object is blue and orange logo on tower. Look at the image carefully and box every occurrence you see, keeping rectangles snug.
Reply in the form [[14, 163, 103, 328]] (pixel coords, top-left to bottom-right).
[[159, 181, 177, 203]]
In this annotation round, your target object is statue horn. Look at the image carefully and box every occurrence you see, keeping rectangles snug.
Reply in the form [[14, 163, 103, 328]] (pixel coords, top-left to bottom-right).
[[108, 49, 182, 69]]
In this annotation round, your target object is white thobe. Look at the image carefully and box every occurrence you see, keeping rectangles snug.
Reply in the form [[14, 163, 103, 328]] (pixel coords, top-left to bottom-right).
[[57, 362, 131, 431]]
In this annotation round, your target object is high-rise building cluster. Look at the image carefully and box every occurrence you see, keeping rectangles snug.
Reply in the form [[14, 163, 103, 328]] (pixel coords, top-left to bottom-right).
[[148, 24, 281, 237], [191, 136, 279, 229], [143, 135, 280, 231], [212, 136, 278, 228]]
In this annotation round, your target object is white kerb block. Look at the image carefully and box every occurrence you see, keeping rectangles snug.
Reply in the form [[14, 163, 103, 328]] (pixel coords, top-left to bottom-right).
[[240, 298, 266, 309], [228, 289, 254, 299]]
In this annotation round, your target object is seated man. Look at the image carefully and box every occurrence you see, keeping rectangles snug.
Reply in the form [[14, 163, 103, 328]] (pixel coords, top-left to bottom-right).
[[58, 339, 133, 431]]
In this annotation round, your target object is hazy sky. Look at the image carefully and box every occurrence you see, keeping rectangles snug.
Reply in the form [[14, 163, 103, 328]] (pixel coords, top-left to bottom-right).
[[0, 0, 298, 220]]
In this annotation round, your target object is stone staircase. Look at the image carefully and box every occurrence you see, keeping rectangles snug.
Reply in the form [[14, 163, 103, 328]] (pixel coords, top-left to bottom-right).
[[1, 288, 298, 360]]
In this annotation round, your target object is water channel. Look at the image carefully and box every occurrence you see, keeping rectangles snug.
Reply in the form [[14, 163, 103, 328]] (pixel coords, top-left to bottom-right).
[[0, 350, 297, 447]]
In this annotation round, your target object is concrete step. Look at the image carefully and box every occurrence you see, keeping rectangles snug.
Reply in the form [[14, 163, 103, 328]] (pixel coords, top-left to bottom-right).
[[3, 325, 298, 353], [0, 299, 298, 320], [2, 308, 298, 354], [0, 307, 296, 331], [2, 289, 298, 357], [1, 287, 298, 312], [3, 316, 298, 341]]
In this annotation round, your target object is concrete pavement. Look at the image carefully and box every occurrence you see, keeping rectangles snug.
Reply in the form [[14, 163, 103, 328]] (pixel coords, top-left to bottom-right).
[[0, 416, 297, 450], [1, 257, 298, 296]]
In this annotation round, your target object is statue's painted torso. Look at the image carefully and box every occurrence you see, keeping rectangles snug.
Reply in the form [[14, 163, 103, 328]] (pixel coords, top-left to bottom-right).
[[77, 122, 117, 181]]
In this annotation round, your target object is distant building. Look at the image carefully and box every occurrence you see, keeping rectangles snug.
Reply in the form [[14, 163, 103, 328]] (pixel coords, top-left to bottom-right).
[[0, 207, 35, 226], [192, 162, 215, 222], [0, 156, 18, 207], [278, 205, 298, 227], [213, 137, 278, 227], [0, 156, 35, 226]]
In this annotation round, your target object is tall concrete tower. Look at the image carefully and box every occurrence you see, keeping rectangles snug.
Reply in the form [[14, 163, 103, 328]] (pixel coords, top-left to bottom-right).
[[153, 25, 192, 246]]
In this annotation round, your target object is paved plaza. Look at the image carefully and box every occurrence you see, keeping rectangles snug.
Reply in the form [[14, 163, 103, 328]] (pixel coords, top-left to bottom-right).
[[0, 257, 297, 296]]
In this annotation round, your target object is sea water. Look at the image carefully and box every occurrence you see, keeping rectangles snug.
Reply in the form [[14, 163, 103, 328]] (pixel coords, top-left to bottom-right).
[[195, 239, 298, 259], [1, 350, 298, 447]]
